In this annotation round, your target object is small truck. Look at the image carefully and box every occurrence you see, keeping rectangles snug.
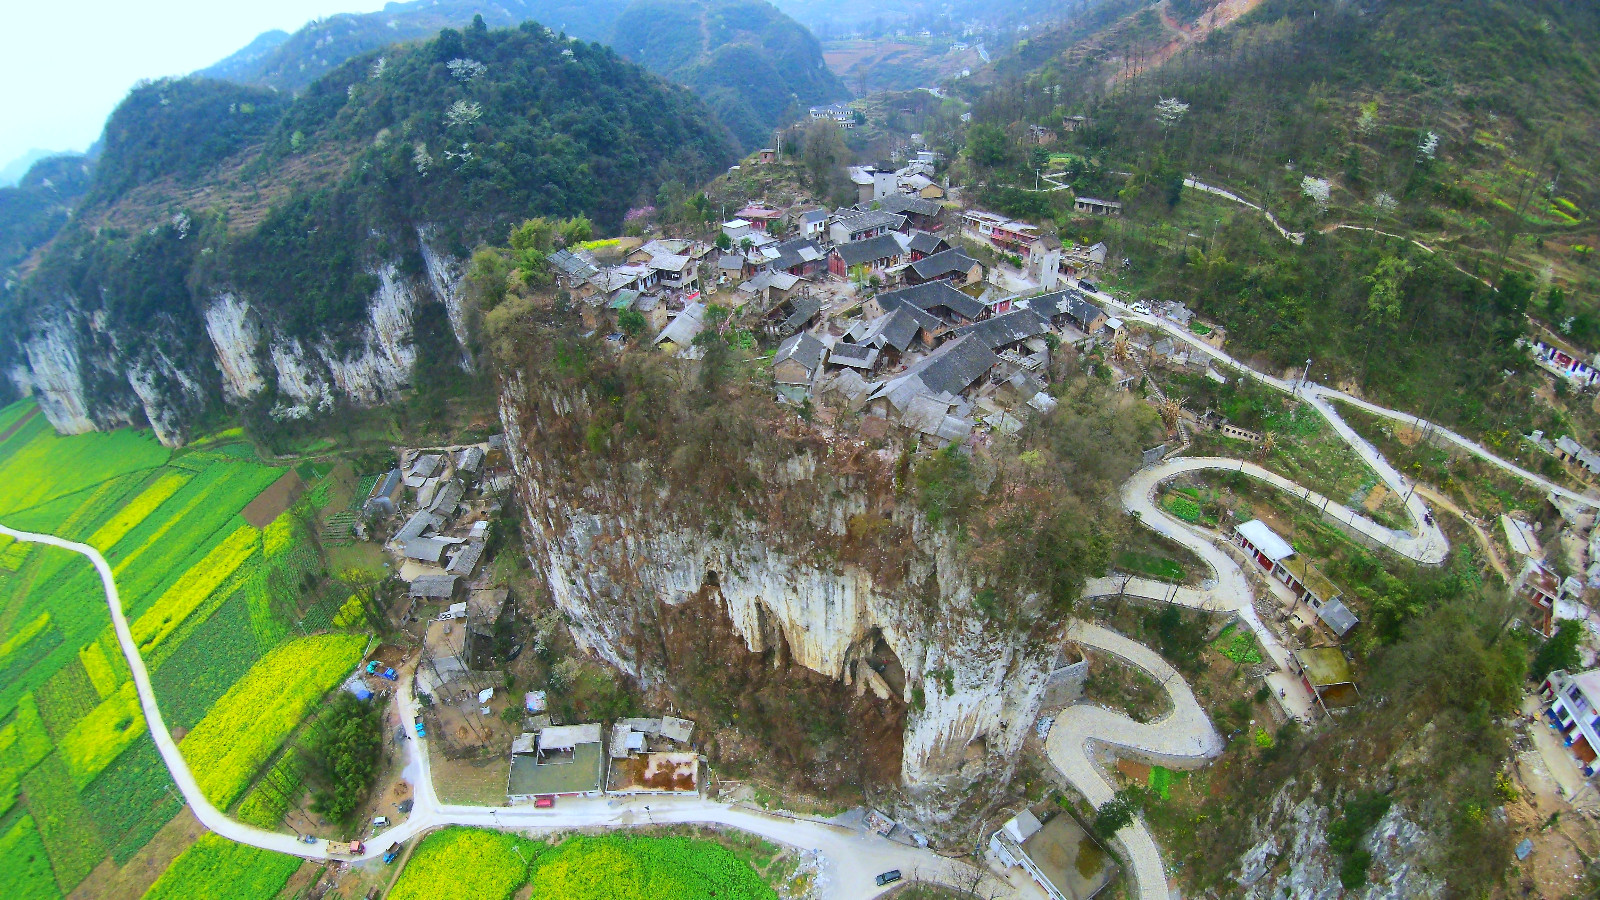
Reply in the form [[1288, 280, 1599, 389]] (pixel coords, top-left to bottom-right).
[[328, 840, 366, 857], [413, 714, 426, 738], [383, 843, 403, 864]]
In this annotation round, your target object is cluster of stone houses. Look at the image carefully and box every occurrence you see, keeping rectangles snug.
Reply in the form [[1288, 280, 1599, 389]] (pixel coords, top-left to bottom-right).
[[773, 282, 1123, 447], [550, 238, 716, 338], [371, 439, 510, 610]]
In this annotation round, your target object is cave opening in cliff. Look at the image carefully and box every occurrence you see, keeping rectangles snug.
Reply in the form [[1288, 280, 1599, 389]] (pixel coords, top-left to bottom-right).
[[651, 581, 905, 801]]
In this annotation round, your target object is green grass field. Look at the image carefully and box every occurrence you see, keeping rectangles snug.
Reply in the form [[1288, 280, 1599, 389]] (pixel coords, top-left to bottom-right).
[[0, 399, 341, 893]]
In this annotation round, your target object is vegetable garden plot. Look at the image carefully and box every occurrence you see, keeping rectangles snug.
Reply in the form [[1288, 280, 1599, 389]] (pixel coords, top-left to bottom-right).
[[139, 832, 301, 900], [0, 815, 61, 900], [150, 593, 267, 732], [21, 752, 106, 894], [32, 658, 100, 743], [57, 681, 147, 788], [0, 695, 53, 817], [81, 736, 183, 865]]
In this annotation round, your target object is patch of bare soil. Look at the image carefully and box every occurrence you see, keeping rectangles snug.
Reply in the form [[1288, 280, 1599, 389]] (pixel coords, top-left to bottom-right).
[[66, 807, 204, 900], [241, 469, 306, 528]]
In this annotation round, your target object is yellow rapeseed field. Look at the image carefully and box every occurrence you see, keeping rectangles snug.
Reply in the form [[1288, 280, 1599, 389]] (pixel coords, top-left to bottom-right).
[[180, 634, 366, 808]]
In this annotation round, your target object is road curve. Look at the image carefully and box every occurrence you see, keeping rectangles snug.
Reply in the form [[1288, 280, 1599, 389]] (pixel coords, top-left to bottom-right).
[[1076, 281, 1600, 509], [0, 523, 988, 900], [1046, 623, 1222, 900], [0, 524, 326, 859]]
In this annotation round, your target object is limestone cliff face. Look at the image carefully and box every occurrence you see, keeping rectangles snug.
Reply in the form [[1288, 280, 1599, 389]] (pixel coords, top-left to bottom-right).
[[6, 238, 468, 442], [499, 379, 1055, 832]]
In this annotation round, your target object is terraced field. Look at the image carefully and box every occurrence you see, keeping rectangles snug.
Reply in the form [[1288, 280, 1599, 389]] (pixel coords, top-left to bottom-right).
[[0, 399, 356, 896]]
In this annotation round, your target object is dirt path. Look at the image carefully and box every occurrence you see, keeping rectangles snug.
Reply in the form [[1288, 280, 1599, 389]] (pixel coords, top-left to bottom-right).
[[1413, 484, 1511, 582]]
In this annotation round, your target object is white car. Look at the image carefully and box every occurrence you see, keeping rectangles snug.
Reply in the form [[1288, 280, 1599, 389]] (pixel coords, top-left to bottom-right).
[[1130, 302, 1152, 316], [372, 816, 390, 830]]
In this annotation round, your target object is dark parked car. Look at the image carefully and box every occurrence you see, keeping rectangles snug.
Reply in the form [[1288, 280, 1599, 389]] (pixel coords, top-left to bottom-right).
[[875, 870, 902, 886], [1078, 279, 1099, 293]]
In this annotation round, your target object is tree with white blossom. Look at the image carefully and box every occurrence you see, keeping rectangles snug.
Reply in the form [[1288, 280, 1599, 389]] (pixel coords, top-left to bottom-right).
[[1372, 191, 1397, 216], [447, 58, 488, 81], [1417, 130, 1439, 161], [370, 56, 387, 80], [412, 142, 433, 176], [1154, 97, 1190, 128], [1300, 176, 1331, 214], [445, 100, 483, 129]]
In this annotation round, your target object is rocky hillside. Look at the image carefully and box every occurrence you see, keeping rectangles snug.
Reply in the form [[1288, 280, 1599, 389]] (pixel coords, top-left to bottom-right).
[[198, 0, 847, 150], [0, 19, 737, 444], [482, 299, 1154, 830]]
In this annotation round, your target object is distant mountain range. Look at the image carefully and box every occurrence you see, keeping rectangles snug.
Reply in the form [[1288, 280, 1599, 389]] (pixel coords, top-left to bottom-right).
[[197, 0, 846, 149], [0, 21, 739, 441]]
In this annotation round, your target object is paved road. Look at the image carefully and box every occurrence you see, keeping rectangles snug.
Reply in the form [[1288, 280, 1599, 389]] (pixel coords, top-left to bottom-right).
[[0, 524, 989, 900], [1046, 623, 1222, 900], [1077, 281, 1600, 509]]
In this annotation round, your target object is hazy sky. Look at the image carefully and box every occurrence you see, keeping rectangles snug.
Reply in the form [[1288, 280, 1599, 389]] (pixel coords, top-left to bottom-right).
[[0, 0, 389, 168]]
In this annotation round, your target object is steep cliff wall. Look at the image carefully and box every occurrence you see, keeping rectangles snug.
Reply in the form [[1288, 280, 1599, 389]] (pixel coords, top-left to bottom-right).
[[498, 375, 1057, 833], [5, 239, 464, 444]]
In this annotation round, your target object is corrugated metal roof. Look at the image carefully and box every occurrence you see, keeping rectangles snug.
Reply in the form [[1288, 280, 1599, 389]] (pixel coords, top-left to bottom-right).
[[1236, 520, 1294, 561]]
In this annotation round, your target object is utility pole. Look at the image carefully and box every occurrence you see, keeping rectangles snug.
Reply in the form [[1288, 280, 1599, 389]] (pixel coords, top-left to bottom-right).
[[1296, 358, 1313, 396]]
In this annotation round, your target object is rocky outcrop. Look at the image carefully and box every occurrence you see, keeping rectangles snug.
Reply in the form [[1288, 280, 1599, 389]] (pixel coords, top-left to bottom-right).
[[4, 236, 468, 442], [124, 345, 209, 447], [203, 292, 267, 401], [1235, 782, 1443, 900], [499, 381, 1055, 834]]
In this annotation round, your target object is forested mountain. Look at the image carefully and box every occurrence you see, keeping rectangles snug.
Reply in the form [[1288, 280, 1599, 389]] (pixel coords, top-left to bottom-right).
[[197, 0, 846, 149], [0, 155, 93, 288], [771, 0, 1067, 37], [611, 0, 845, 147], [967, 0, 1600, 436], [0, 19, 738, 440]]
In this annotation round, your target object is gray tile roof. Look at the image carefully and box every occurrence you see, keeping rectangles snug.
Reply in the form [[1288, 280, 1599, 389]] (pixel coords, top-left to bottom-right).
[[395, 510, 444, 543], [409, 574, 459, 599], [860, 307, 926, 352], [909, 248, 980, 282], [950, 308, 1051, 350], [404, 537, 454, 563], [447, 541, 485, 577], [548, 248, 599, 279], [770, 238, 824, 271], [828, 342, 880, 369], [654, 301, 706, 346], [876, 281, 986, 321], [835, 233, 905, 267], [1027, 289, 1104, 332], [907, 230, 949, 256], [871, 335, 999, 409], [1316, 596, 1359, 637], [836, 209, 906, 234], [874, 193, 943, 218], [780, 296, 822, 332], [775, 331, 827, 374]]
